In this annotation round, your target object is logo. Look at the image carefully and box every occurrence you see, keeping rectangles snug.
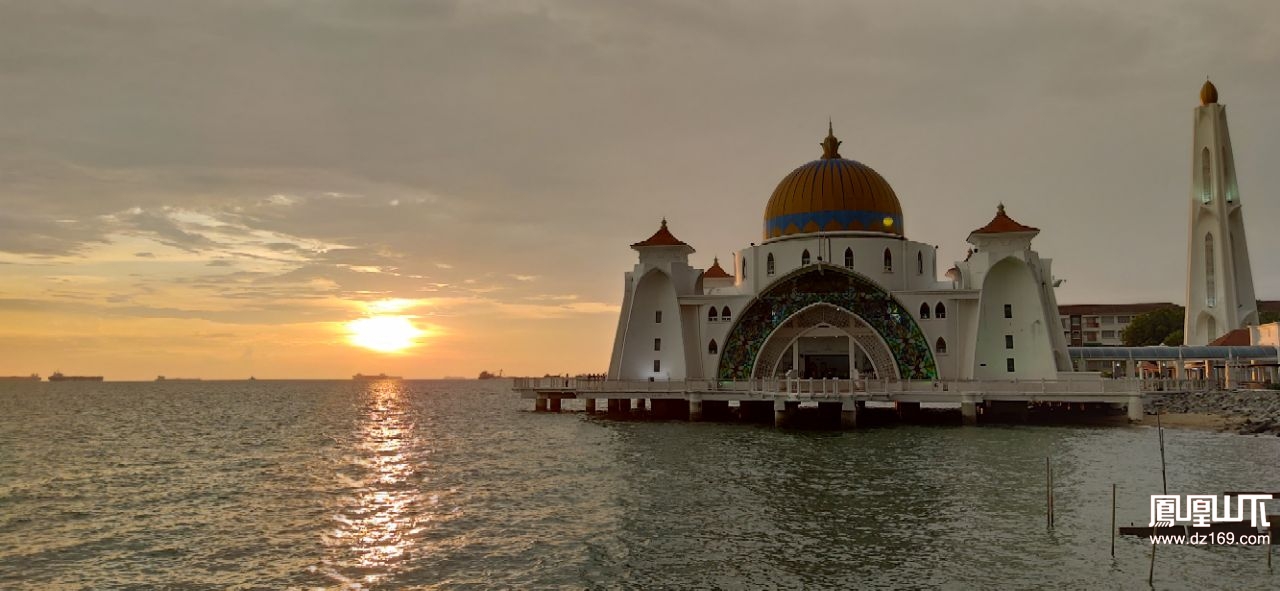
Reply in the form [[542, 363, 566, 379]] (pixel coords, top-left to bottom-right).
[[1149, 494, 1271, 528]]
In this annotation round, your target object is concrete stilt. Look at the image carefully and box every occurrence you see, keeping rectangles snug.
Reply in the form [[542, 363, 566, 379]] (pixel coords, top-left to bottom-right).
[[535, 397, 548, 412], [548, 397, 561, 412], [774, 400, 788, 427], [689, 396, 704, 421], [961, 394, 978, 426], [840, 400, 858, 429], [1127, 394, 1143, 422], [585, 398, 596, 413]]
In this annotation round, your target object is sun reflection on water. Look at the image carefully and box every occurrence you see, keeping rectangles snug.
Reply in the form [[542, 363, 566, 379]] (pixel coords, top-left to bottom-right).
[[321, 381, 428, 588]]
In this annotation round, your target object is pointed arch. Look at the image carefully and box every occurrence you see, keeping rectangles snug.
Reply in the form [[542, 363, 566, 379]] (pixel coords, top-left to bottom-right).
[[917, 251, 924, 275], [935, 337, 947, 355], [716, 265, 937, 380], [721, 306, 731, 322], [935, 302, 947, 319], [883, 248, 893, 272], [801, 249, 810, 266], [708, 339, 718, 355], [1205, 232, 1216, 307], [843, 247, 853, 268], [919, 302, 931, 319], [1222, 146, 1232, 202], [766, 252, 775, 276], [708, 306, 718, 322]]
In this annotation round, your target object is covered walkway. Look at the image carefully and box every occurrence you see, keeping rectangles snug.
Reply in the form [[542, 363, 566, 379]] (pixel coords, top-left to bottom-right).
[[1068, 345, 1280, 387]]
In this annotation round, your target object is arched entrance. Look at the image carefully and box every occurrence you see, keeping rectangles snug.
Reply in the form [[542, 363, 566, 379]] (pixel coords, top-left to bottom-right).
[[717, 265, 937, 380], [752, 303, 897, 379]]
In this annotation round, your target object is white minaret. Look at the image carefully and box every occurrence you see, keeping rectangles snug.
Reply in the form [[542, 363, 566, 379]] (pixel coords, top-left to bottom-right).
[[1184, 80, 1258, 345]]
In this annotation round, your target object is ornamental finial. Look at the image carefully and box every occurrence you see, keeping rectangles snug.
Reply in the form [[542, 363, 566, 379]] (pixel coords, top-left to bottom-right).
[[1200, 79, 1218, 105], [820, 119, 842, 159]]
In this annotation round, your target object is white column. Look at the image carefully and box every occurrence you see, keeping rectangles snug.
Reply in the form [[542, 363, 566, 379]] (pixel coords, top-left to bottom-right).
[[1127, 394, 1143, 422]]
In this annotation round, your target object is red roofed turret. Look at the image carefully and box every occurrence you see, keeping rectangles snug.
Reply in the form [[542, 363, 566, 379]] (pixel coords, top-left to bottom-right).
[[703, 257, 732, 279], [971, 203, 1039, 235], [631, 218, 690, 249]]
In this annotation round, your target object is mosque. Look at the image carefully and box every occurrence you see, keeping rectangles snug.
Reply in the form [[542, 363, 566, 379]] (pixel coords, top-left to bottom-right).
[[606, 123, 1073, 384], [517, 81, 1271, 424]]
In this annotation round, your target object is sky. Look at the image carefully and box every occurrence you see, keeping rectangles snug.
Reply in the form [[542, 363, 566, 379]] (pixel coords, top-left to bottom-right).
[[1, 0, 1279, 380]]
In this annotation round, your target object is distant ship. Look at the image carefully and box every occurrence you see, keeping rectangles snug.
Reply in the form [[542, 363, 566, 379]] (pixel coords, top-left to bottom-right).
[[0, 373, 40, 383], [353, 373, 402, 380], [156, 376, 202, 382], [0, 374, 40, 381], [477, 370, 504, 380], [47, 371, 103, 382]]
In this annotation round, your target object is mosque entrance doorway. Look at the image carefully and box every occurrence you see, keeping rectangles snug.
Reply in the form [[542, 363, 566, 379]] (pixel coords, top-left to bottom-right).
[[751, 303, 898, 380]]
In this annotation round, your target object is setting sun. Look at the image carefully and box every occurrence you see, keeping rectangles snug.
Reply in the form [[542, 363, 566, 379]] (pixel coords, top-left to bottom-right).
[[346, 316, 425, 353]]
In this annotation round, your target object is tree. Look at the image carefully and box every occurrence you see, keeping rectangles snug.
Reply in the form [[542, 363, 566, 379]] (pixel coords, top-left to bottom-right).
[[1122, 307, 1184, 346]]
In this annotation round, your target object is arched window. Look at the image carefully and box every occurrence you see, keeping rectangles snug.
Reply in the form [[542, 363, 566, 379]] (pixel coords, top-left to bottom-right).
[[1223, 146, 1234, 202], [844, 247, 853, 268], [766, 252, 775, 276], [708, 307, 718, 322], [741, 256, 747, 279], [708, 339, 718, 355], [1205, 233, 1216, 307], [883, 248, 893, 272], [919, 302, 931, 319], [935, 302, 947, 319], [936, 337, 947, 355], [917, 251, 924, 275], [1201, 146, 1212, 204], [721, 306, 731, 322], [801, 250, 810, 266]]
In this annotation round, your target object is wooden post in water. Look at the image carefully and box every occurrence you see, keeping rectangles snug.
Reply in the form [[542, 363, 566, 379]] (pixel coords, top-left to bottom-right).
[[1150, 410, 1169, 586], [1111, 483, 1116, 558], [1156, 410, 1167, 494], [1148, 542, 1156, 585], [1044, 457, 1055, 531]]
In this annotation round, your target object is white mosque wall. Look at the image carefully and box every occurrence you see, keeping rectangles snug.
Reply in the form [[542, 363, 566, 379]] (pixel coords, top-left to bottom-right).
[[737, 234, 947, 294], [616, 269, 686, 380], [973, 257, 1059, 379]]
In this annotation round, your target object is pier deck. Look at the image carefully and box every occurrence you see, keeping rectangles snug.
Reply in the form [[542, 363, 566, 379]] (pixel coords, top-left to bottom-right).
[[513, 377, 1216, 425]]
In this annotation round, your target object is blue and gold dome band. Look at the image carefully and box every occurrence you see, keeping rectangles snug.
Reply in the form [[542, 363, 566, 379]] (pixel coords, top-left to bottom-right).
[[765, 210, 904, 239]]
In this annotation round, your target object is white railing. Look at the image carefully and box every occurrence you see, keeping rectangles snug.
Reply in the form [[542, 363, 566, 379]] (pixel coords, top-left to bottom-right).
[[513, 376, 1188, 396]]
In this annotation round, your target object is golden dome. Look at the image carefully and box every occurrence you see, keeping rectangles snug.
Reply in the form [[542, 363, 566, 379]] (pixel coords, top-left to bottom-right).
[[763, 124, 903, 240], [1200, 79, 1218, 105]]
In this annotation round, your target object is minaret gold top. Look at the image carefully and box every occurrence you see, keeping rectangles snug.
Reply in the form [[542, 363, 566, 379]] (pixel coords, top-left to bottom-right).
[[1200, 79, 1218, 105]]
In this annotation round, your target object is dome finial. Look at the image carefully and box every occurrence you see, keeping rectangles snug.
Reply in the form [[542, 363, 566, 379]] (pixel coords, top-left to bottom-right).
[[997, 202, 1005, 215], [820, 119, 842, 159], [1200, 79, 1218, 105], [661, 217, 667, 227]]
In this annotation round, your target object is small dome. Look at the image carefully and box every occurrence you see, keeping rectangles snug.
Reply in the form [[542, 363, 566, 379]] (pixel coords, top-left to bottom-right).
[[763, 124, 903, 240], [1200, 80, 1218, 105]]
